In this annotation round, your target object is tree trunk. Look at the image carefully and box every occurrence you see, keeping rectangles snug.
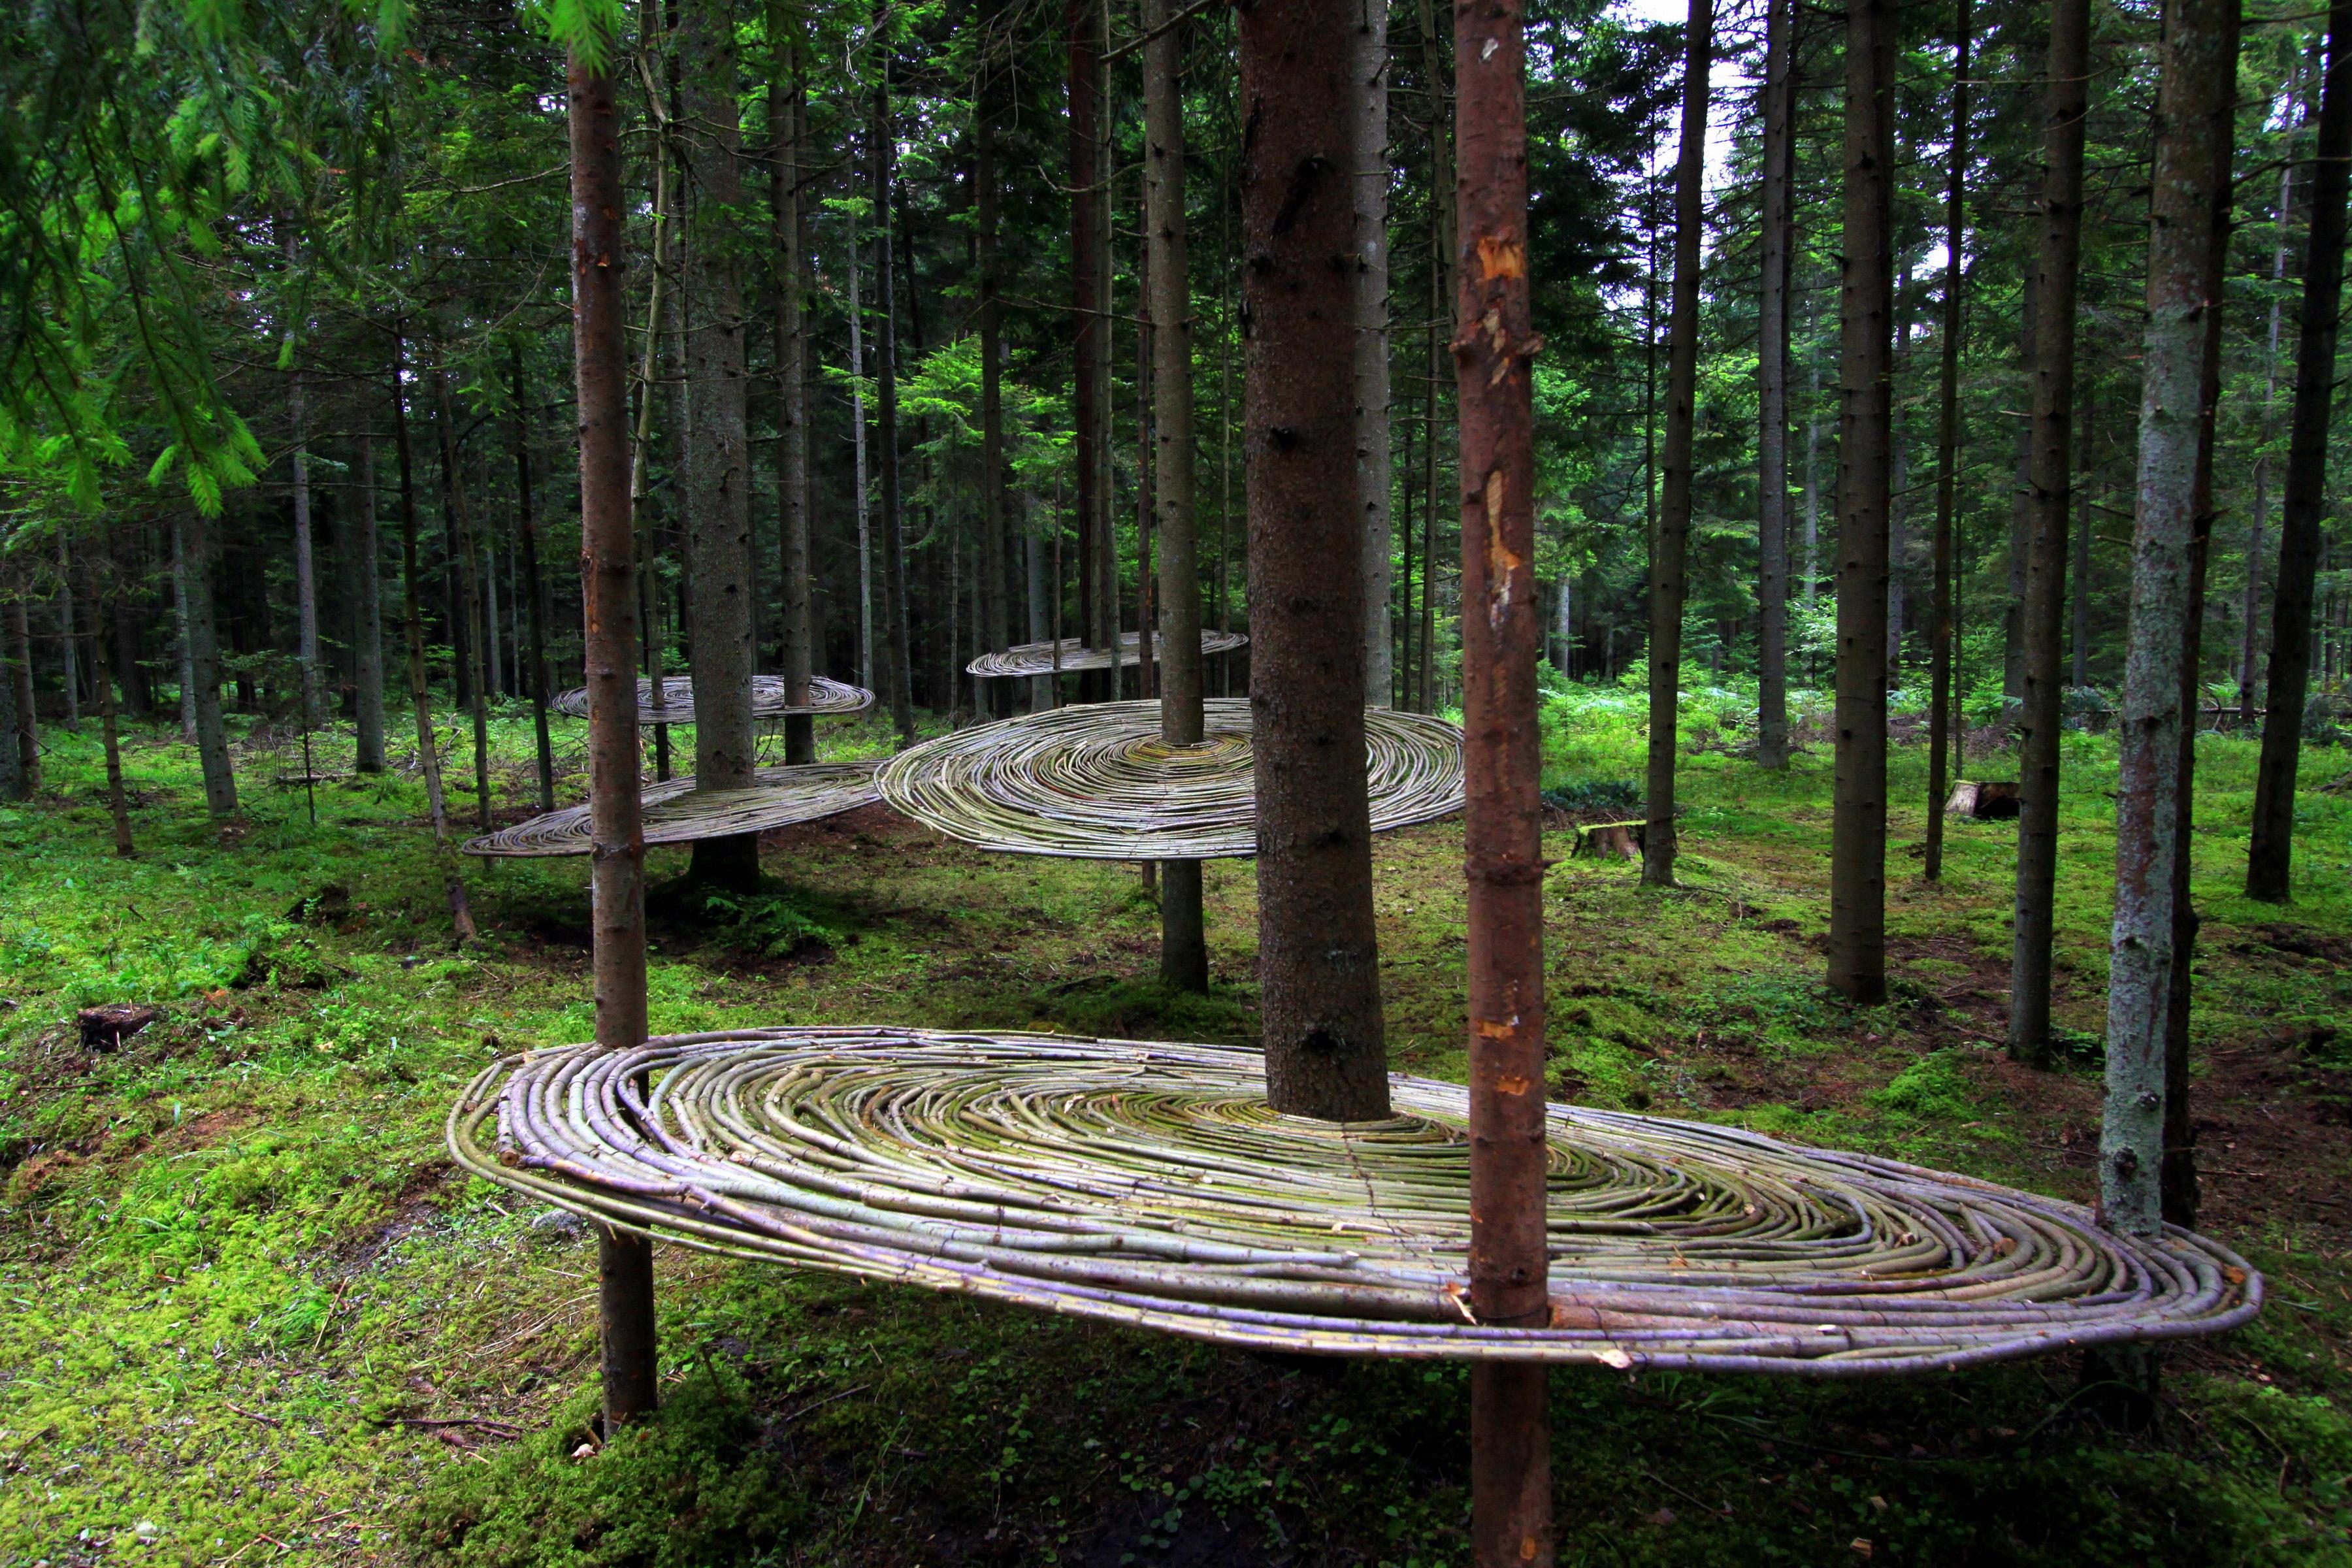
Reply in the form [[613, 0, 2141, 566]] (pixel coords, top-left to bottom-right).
[[2006, 0, 2090, 1061], [680, 0, 763, 889], [513, 346, 557, 811], [1828, 0, 1897, 1004], [0, 598, 20, 800], [2242, 116, 2300, 722], [2105, 0, 2237, 1248], [1241, 0, 1388, 1122], [975, 36, 1011, 721], [631, 27, 679, 782], [435, 368, 495, 834], [1755, 0, 1794, 770], [56, 538, 78, 727], [2071, 391, 2095, 687], [2161, 35, 2240, 1233], [846, 206, 874, 694], [84, 549, 133, 855], [1418, 0, 1452, 719], [2249, 0, 2352, 902], [1454, 0, 1552, 1552], [1642, 0, 1711, 890], [1925, 0, 1972, 881], [1145, 0, 1208, 990], [289, 340, 325, 728], [180, 511, 238, 819], [391, 326, 449, 840], [1070, 0, 1112, 698], [567, 29, 658, 1429], [1803, 359, 1820, 613], [2004, 270, 2038, 701], [354, 434, 388, 772], [873, 71, 916, 746], [1353, 0, 1394, 708], [770, 42, 816, 763]]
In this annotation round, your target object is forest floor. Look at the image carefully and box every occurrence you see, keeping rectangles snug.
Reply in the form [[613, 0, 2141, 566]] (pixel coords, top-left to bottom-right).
[[1, 691, 2349, 1567]]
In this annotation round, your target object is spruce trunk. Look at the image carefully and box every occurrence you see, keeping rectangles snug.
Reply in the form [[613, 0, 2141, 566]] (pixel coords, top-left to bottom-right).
[[1926, 1, 1972, 881], [1755, 0, 1794, 770]]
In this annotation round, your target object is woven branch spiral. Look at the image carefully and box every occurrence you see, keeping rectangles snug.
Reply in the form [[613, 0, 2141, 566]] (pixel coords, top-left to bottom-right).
[[877, 699, 1463, 860], [449, 1027, 2259, 1372], [549, 676, 874, 724], [462, 762, 880, 857], [966, 630, 1249, 679]]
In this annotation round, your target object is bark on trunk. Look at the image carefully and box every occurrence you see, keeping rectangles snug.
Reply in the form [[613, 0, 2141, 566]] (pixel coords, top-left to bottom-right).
[[1354, 0, 1393, 707], [2106, 0, 2237, 1243], [1755, 0, 1794, 770], [2249, 0, 2352, 903], [514, 346, 557, 811], [1070, 0, 1113, 698], [681, 0, 763, 888], [289, 342, 325, 728], [86, 550, 133, 856], [1454, 0, 1551, 1555], [1145, 0, 1209, 991], [568, 30, 658, 1429], [873, 71, 916, 745], [0, 602, 20, 800], [180, 511, 238, 819], [435, 368, 495, 834], [975, 37, 1011, 722], [2007, 0, 2090, 1062], [1925, 0, 1972, 881], [1642, 0, 1710, 890], [56, 539, 78, 727], [1828, 0, 1897, 1004], [391, 326, 449, 840], [770, 46, 816, 763], [1241, 0, 1388, 1124], [354, 434, 388, 772]]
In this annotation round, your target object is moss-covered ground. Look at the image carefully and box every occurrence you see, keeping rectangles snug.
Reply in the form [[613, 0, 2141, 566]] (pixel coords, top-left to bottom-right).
[[1, 686, 2348, 1566]]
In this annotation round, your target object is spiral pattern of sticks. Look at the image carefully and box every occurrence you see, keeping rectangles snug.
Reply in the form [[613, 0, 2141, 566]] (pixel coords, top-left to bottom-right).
[[876, 699, 1463, 860], [966, 631, 1249, 679], [462, 762, 881, 857], [549, 676, 874, 724], [449, 1027, 2259, 1372]]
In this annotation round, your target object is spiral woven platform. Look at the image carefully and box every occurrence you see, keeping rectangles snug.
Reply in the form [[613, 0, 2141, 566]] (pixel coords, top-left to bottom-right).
[[549, 676, 874, 725], [461, 762, 881, 857], [876, 699, 1463, 860], [966, 630, 1249, 679], [448, 1026, 2259, 1372]]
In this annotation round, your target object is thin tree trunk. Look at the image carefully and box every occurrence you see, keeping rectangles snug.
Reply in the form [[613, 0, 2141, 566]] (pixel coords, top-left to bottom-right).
[[1803, 360, 1821, 613], [85, 549, 132, 855], [1455, 0, 1550, 1553], [1756, 0, 1794, 770], [435, 369, 495, 834], [2242, 135, 2298, 721], [0, 596, 20, 801], [391, 326, 448, 840], [847, 212, 874, 693], [681, 0, 762, 888], [2249, 0, 2352, 902], [1828, 0, 1897, 1004], [514, 346, 557, 811], [1418, 0, 1451, 717], [1146, 0, 1207, 990], [632, 25, 679, 781], [975, 34, 1011, 721], [2105, 0, 2237, 1254], [872, 69, 915, 746], [2004, 269, 2039, 700], [770, 45, 816, 763], [1354, 0, 1394, 707], [1642, 0, 1711, 890], [2007, 0, 2090, 1061], [354, 434, 387, 772], [8, 601, 40, 788], [1926, 0, 1971, 882], [289, 335, 325, 727], [1241, 0, 1388, 1122], [1070, 0, 1110, 696], [567, 29, 657, 1429], [2072, 391, 2095, 687], [180, 511, 238, 819], [56, 538, 78, 727], [169, 539, 197, 745]]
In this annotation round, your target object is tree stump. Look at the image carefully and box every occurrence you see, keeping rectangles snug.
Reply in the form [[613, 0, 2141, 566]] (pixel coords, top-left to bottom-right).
[[78, 1004, 157, 1051], [1944, 779, 2021, 820], [1571, 821, 1646, 861]]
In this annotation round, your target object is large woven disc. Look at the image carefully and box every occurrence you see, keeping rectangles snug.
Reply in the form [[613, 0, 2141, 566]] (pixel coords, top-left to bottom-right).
[[462, 762, 880, 857], [549, 676, 874, 724], [876, 699, 1462, 860], [967, 630, 1249, 679], [449, 1027, 2259, 1371]]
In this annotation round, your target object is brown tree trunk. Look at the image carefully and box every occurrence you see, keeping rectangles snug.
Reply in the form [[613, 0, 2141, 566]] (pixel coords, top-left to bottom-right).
[[632, 18, 679, 782], [1926, 0, 1972, 881], [1069, 0, 1113, 699], [1145, 0, 1209, 991], [1419, 0, 1450, 716], [1354, 0, 1393, 707], [85, 549, 133, 856], [1642, 0, 1710, 890], [434, 368, 495, 835], [2007, 0, 2091, 1060], [6, 598, 37, 792], [391, 325, 448, 840], [512, 346, 557, 813], [1828, 0, 1897, 1004], [568, 27, 658, 1430], [2249, 0, 2352, 902], [1455, 1, 1550, 1556], [770, 39, 816, 764], [2106, 0, 2238, 1249], [0, 596, 20, 801], [1241, 0, 1388, 1123], [1755, 0, 1794, 771], [975, 29, 1011, 722], [354, 435, 387, 772], [873, 71, 916, 745], [680, 0, 763, 889]]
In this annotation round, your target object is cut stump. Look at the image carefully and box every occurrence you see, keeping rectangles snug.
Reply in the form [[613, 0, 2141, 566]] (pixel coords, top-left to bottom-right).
[[78, 1005, 157, 1051], [1944, 780, 2021, 821], [1571, 821, 1646, 861]]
